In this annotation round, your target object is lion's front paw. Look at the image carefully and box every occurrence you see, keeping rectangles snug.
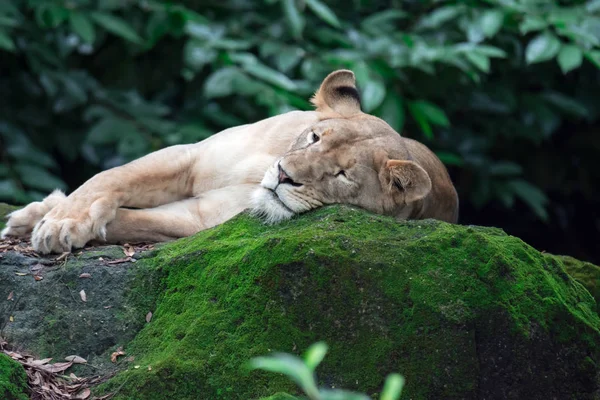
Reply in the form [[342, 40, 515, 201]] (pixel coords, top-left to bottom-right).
[[1, 190, 66, 239], [31, 197, 117, 254]]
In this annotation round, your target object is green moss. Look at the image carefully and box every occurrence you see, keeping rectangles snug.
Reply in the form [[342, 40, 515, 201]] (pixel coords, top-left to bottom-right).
[[92, 205, 599, 399], [0, 353, 28, 400], [0, 203, 18, 230], [557, 255, 600, 313]]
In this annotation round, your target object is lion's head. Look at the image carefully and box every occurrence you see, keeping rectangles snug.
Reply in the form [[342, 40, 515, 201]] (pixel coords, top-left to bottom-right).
[[252, 70, 458, 224]]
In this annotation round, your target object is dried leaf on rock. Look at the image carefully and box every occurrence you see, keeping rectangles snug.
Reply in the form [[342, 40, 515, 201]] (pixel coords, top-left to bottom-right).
[[39, 361, 73, 373], [31, 371, 42, 385], [6, 351, 23, 359], [30, 263, 43, 272], [7, 291, 13, 300], [111, 347, 125, 363], [55, 252, 70, 262], [33, 274, 43, 281], [79, 273, 92, 279], [123, 243, 135, 257], [79, 290, 87, 302], [106, 256, 134, 264], [29, 357, 53, 366], [74, 387, 91, 399], [65, 355, 87, 364], [146, 311, 153, 323]]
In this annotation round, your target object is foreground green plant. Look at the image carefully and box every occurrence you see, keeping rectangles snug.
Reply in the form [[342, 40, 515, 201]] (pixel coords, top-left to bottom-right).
[[250, 342, 405, 400]]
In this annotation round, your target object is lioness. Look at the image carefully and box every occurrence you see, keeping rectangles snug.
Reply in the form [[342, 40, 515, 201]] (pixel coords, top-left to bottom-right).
[[2, 70, 458, 254]]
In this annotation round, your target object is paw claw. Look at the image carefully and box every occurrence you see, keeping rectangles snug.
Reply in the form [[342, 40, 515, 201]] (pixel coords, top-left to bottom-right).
[[44, 234, 52, 253]]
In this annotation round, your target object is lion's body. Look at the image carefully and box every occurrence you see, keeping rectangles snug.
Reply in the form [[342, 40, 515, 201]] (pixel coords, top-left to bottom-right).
[[2, 71, 458, 254]]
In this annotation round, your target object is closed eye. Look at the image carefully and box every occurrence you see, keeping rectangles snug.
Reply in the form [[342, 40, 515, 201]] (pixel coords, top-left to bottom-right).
[[335, 170, 347, 178]]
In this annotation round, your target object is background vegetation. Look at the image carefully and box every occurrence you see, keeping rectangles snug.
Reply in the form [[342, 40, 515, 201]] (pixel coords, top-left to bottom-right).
[[0, 0, 599, 263]]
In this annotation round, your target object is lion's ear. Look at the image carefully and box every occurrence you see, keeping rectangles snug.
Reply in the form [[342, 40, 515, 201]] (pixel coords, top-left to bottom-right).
[[310, 70, 362, 117], [384, 160, 432, 203]]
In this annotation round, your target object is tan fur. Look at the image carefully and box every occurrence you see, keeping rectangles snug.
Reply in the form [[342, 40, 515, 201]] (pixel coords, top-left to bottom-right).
[[2, 70, 458, 254]]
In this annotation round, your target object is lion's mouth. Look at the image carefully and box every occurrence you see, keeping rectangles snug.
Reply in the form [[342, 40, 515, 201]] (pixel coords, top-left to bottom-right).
[[266, 188, 295, 213]]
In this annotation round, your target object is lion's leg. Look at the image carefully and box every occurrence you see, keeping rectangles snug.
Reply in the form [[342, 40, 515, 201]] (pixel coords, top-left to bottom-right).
[[104, 184, 257, 244], [21, 144, 205, 254]]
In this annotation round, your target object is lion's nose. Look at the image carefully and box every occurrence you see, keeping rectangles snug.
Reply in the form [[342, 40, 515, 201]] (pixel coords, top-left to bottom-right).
[[278, 164, 302, 186]]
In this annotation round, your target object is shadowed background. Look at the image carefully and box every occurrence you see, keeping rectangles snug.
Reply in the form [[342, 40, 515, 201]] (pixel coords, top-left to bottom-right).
[[0, 0, 598, 263]]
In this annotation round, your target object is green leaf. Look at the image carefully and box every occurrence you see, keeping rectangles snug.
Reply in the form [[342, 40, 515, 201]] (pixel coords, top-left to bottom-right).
[[361, 10, 407, 35], [465, 18, 484, 43], [303, 342, 327, 371], [584, 50, 600, 69], [69, 12, 96, 43], [305, 0, 340, 28], [480, 10, 504, 38], [380, 93, 405, 133], [361, 76, 386, 113], [91, 12, 142, 44], [249, 354, 319, 399], [0, 180, 23, 202], [465, 52, 490, 73], [0, 29, 15, 52], [87, 117, 137, 145], [35, 5, 68, 28], [556, 25, 600, 47], [519, 16, 547, 34], [506, 179, 549, 221], [203, 67, 268, 98], [0, 16, 18, 28], [319, 389, 370, 400], [282, 0, 304, 39], [453, 44, 507, 58], [185, 21, 221, 41], [13, 164, 67, 192], [435, 151, 463, 166], [184, 40, 217, 70], [381, 373, 405, 400], [557, 45, 582, 73], [407, 101, 432, 139], [587, 0, 600, 12], [409, 100, 450, 127], [547, 9, 579, 28], [235, 56, 297, 91], [489, 162, 523, 176], [542, 91, 589, 118], [275, 46, 305, 72], [526, 32, 561, 64], [6, 144, 58, 169], [416, 6, 463, 30]]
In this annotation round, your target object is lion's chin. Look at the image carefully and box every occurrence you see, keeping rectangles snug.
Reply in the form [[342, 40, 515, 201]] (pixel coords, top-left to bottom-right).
[[251, 187, 295, 224]]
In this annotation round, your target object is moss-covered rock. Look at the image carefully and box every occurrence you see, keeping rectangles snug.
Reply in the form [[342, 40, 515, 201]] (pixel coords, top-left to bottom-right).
[[0, 353, 28, 400], [1, 203, 599, 399], [0, 246, 164, 376], [91, 205, 599, 400]]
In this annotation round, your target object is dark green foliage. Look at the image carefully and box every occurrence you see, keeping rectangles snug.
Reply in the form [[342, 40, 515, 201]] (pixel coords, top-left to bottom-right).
[[0, 0, 599, 260]]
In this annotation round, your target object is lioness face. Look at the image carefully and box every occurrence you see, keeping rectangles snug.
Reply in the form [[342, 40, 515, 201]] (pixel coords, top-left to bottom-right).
[[252, 70, 433, 223]]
